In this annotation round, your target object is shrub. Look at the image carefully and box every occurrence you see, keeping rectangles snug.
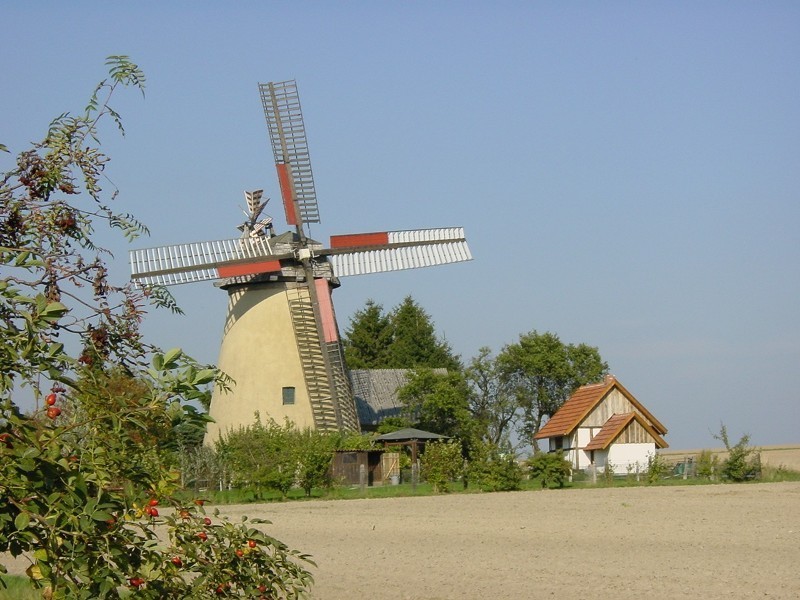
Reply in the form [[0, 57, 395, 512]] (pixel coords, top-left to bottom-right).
[[715, 424, 761, 482], [602, 460, 616, 485], [468, 442, 522, 492], [216, 418, 295, 498], [294, 427, 337, 497], [216, 419, 337, 498], [420, 441, 464, 493], [646, 452, 669, 483], [696, 449, 719, 480], [528, 451, 571, 489], [0, 57, 313, 598]]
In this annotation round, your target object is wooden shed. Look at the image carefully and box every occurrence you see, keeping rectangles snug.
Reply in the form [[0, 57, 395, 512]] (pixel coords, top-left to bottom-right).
[[330, 449, 391, 486]]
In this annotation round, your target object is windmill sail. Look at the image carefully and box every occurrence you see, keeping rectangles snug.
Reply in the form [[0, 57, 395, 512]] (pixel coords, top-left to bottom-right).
[[259, 80, 320, 228], [327, 227, 472, 277], [129, 237, 285, 286]]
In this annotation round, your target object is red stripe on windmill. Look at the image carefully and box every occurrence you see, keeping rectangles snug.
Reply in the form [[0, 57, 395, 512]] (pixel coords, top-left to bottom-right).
[[129, 80, 472, 439]]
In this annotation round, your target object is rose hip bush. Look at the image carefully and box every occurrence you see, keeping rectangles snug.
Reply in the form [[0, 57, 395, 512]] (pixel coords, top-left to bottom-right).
[[0, 57, 313, 598]]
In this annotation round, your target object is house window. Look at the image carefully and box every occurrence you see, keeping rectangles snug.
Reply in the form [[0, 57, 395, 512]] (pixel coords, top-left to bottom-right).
[[282, 387, 295, 405], [554, 437, 564, 450]]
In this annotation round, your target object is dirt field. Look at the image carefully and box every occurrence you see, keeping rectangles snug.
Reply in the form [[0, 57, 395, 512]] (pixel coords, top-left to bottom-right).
[[217, 481, 800, 599], [3, 482, 798, 598], [660, 444, 800, 472]]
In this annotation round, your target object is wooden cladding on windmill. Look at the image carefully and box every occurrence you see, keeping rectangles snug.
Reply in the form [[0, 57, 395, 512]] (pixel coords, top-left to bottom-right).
[[128, 79, 472, 438]]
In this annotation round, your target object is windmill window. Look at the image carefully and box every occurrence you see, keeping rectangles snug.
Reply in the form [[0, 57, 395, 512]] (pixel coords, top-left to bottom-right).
[[282, 387, 295, 405]]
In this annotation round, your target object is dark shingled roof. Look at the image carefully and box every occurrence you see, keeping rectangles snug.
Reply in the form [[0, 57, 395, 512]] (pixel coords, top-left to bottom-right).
[[350, 369, 446, 427]]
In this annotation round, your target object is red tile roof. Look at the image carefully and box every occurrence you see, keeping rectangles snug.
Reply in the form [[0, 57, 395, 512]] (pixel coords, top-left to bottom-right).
[[583, 413, 635, 450], [533, 381, 609, 439], [582, 412, 668, 450], [533, 375, 667, 440]]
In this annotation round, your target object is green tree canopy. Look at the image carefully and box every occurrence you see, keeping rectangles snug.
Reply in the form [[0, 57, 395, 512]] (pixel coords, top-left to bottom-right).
[[464, 346, 517, 446], [343, 295, 461, 370], [398, 368, 472, 440], [497, 330, 608, 449], [342, 299, 393, 368], [389, 296, 460, 369]]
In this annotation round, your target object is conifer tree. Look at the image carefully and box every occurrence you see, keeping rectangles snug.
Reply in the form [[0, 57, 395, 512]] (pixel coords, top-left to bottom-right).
[[343, 299, 393, 368], [343, 296, 460, 370], [388, 296, 460, 370]]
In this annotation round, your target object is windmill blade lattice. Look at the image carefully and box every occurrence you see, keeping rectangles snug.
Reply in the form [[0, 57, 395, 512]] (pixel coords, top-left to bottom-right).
[[328, 227, 472, 277], [129, 237, 284, 286], [259, 80, 319, 228]]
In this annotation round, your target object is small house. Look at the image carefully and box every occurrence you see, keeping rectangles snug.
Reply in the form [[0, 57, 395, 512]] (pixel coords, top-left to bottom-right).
[[534, 375, 668, 473]]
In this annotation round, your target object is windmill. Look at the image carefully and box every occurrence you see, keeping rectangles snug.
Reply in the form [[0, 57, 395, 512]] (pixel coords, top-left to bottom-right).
[[129, 80, 472, 440]]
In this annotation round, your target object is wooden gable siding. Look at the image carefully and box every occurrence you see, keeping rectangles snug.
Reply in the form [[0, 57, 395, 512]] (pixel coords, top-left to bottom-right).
[[613, 418, 654, 445], [583, 412, 669, 451], [627, 418, 654, 444], [582, 389, 645, 428]]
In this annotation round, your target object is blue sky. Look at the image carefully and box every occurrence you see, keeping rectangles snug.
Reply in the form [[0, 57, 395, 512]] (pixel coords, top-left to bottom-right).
[[3, 2, 798, 449]]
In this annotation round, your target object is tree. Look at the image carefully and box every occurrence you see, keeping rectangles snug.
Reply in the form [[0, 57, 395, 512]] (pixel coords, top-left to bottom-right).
[[0, 56, 312, 598], [343, 296, 460, 370], [464, 347, 518, 446], [343, 299, 394, 368], [398, 368, 472, 440], [497, 330, 608, 449], [293, 426, 337, 497], [389, 296, 461, 369]]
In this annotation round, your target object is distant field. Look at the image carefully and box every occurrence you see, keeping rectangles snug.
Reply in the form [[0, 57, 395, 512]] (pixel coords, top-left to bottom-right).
[[659, 443, 800, 471]]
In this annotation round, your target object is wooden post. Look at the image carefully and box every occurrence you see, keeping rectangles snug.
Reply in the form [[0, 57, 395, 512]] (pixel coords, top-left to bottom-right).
[[359, 463, 367, 494], [411, 440, 419, 492]]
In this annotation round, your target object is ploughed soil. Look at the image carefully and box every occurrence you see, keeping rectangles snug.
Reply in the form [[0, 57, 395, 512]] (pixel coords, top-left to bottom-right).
[[3, 482, 798, 598], [220, 481, 799, 599]]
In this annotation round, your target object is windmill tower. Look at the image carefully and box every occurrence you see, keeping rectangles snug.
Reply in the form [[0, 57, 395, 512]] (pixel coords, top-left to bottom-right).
[[129, 80, 472, 441]]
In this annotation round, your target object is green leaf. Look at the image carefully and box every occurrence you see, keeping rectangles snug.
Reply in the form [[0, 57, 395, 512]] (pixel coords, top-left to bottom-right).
[[14, 512, 30, 530], [42, 300, 68, 317], [33, 549, 48, 563], [91, 509, 113, 522], [17, 458, 36, 472], [163, 347, 183, 368], [193, 369, 216, 385]]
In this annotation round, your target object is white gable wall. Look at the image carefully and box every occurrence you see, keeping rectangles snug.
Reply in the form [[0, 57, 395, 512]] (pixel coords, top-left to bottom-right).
[[607, 443, 656, 473], [575, 427, 598, 470]]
